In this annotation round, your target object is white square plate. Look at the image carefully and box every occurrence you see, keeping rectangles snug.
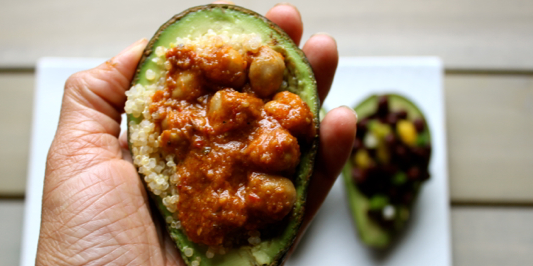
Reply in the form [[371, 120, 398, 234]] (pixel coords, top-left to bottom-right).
[[23, 57, 451, 266], [287, 57, 451, 266]]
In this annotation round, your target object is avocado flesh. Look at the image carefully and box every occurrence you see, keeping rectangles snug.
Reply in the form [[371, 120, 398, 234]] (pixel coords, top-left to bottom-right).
[[128, 4, 318, 266], [342, 94, 431, 248]]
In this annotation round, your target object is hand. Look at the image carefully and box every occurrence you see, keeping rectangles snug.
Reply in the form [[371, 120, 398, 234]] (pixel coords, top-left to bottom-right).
[[36, 3, 356, 265]]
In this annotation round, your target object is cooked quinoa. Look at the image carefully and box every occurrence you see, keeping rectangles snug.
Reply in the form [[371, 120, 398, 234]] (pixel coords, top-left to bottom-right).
[[125, 29, 314, 253], [125, 31, 267, 208]]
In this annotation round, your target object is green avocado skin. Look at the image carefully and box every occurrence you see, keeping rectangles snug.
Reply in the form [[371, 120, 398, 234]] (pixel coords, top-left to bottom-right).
[[342, 94, 431, 248], [127, 4, 319, 266]]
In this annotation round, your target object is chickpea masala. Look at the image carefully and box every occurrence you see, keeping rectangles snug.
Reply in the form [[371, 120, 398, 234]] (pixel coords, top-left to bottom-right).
[[145, 39, 315, 246]]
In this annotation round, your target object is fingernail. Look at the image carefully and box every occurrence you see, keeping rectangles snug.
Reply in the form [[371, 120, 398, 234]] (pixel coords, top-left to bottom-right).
[[129, 38, 148, 52], [311, 32, 335, 39], [213, 1, 234, 4], [108, 38, 147, 66], [340, 105, 358, 121], [275, 2, 296, 7], [274, 2, 301, 18]]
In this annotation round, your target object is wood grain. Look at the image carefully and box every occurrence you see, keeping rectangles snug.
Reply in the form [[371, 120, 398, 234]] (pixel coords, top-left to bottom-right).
[[0, 200, 24, 266], [3, 200, 533, 266], [445, 73, 533, 203], [1, 0, 533, 70], [0, 73, 34, 196], [452, 206, 533, 265], [2, 71, 532, 202]]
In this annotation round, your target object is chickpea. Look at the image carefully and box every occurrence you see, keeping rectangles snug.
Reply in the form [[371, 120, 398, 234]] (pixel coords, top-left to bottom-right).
[[244, 127, 300, 172], [170, 70, 204, 101], [207, 89, 263, 134], [264, 91, 315, 139], [246, 172, 297, 221], [161, 116, 169, 130], [202, 47, 247, 88], [160, 128, 191, 159], [248, 46, 286, 98]]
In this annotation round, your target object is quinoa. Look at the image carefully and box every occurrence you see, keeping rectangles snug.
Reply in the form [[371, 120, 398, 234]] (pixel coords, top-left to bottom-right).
[[126, 31, 265, 202], [125, 30, 272, 252]]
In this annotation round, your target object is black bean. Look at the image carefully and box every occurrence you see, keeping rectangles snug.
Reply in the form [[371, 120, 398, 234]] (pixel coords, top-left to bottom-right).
[[396, 145, 407, 156], [352, 168, 367, 184], [352, 138, 362, 151], [421, 171, 430, 181], [367, 148, 377, 158], [388, 188, 400, 203], [365, 165, 379, 180], [385, 133, 396, 147], [396, 109, 408, 119], [403, 192, 413, 204], [407, 167, 420, 180], [394, 145, 411, 168], [414, 118, 425, 133], [417, 145, 432, 166], [367, 209, 382, 221], [412, 147, 428, 165], [386, 112, 398, 126], [383, 164, 398, 177], [356, 118, 368, 138], [377, 95, 389, 118], [359, 182, 375, 197]]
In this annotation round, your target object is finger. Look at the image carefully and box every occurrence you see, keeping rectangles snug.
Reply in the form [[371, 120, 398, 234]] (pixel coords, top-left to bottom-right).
[[59, 38, 147, 136], [265, 3, 303, 46], [295, 106, 357, 245], [302, 34, 338, 104]]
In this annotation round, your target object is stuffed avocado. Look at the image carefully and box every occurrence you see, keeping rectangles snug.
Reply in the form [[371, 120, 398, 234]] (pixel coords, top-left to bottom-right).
[[125, 4, 318, 266], [342, 94, 431, 248]]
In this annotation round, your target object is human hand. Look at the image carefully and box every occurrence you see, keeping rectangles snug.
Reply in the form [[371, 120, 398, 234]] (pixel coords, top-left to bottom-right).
[[36, 3, 356, 265]]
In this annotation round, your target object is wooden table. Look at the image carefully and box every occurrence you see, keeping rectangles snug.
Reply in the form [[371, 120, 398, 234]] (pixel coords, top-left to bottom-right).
[[1, 1, 532, 265]]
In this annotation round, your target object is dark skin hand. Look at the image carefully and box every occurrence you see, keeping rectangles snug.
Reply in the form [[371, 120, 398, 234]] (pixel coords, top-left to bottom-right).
[[36, 3, 357, 265]]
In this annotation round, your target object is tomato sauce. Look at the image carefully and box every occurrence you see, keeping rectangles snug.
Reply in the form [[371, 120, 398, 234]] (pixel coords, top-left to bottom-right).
[[148, 44, 314, 246]]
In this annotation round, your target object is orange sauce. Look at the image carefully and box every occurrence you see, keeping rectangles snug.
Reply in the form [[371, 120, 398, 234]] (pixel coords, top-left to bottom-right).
[[148, 45, 314, 246]]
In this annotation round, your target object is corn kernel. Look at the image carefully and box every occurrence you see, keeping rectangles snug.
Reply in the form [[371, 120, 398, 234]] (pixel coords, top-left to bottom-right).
[[397, 120, 418, 146], [354, 149, 372, 169], [376, 143, 389, 164]]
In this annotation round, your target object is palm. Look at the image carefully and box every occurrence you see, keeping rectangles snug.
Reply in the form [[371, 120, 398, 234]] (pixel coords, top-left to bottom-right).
[[41, 92, 183, 264], [37, 4, 355, 265], [62, 162, 178, 264]]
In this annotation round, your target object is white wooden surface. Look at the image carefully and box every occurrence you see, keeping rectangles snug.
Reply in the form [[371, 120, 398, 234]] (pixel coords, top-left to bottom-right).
[[1, 0, 533, 70], [3, 72, 533, 202], [446, 74, 533, 203], [452, 206, 533, 266], [0, 200, 24, 266], [1, 1, 532, 265], [0, 73, 34, 196], [4, 200, 533, 266]]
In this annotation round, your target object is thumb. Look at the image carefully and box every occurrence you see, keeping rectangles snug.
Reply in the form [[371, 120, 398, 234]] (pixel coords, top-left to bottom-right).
[[58, 38, 148, 137], [46, 39, 147, 175]]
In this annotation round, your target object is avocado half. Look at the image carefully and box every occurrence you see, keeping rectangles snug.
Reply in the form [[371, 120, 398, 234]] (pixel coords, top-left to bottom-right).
[[342, 94, 431, 248], [127, 4, 318, 266]]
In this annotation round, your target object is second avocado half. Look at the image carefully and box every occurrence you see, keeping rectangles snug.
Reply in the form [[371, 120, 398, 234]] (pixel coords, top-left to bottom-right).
[[343, 94, 432, 248]]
